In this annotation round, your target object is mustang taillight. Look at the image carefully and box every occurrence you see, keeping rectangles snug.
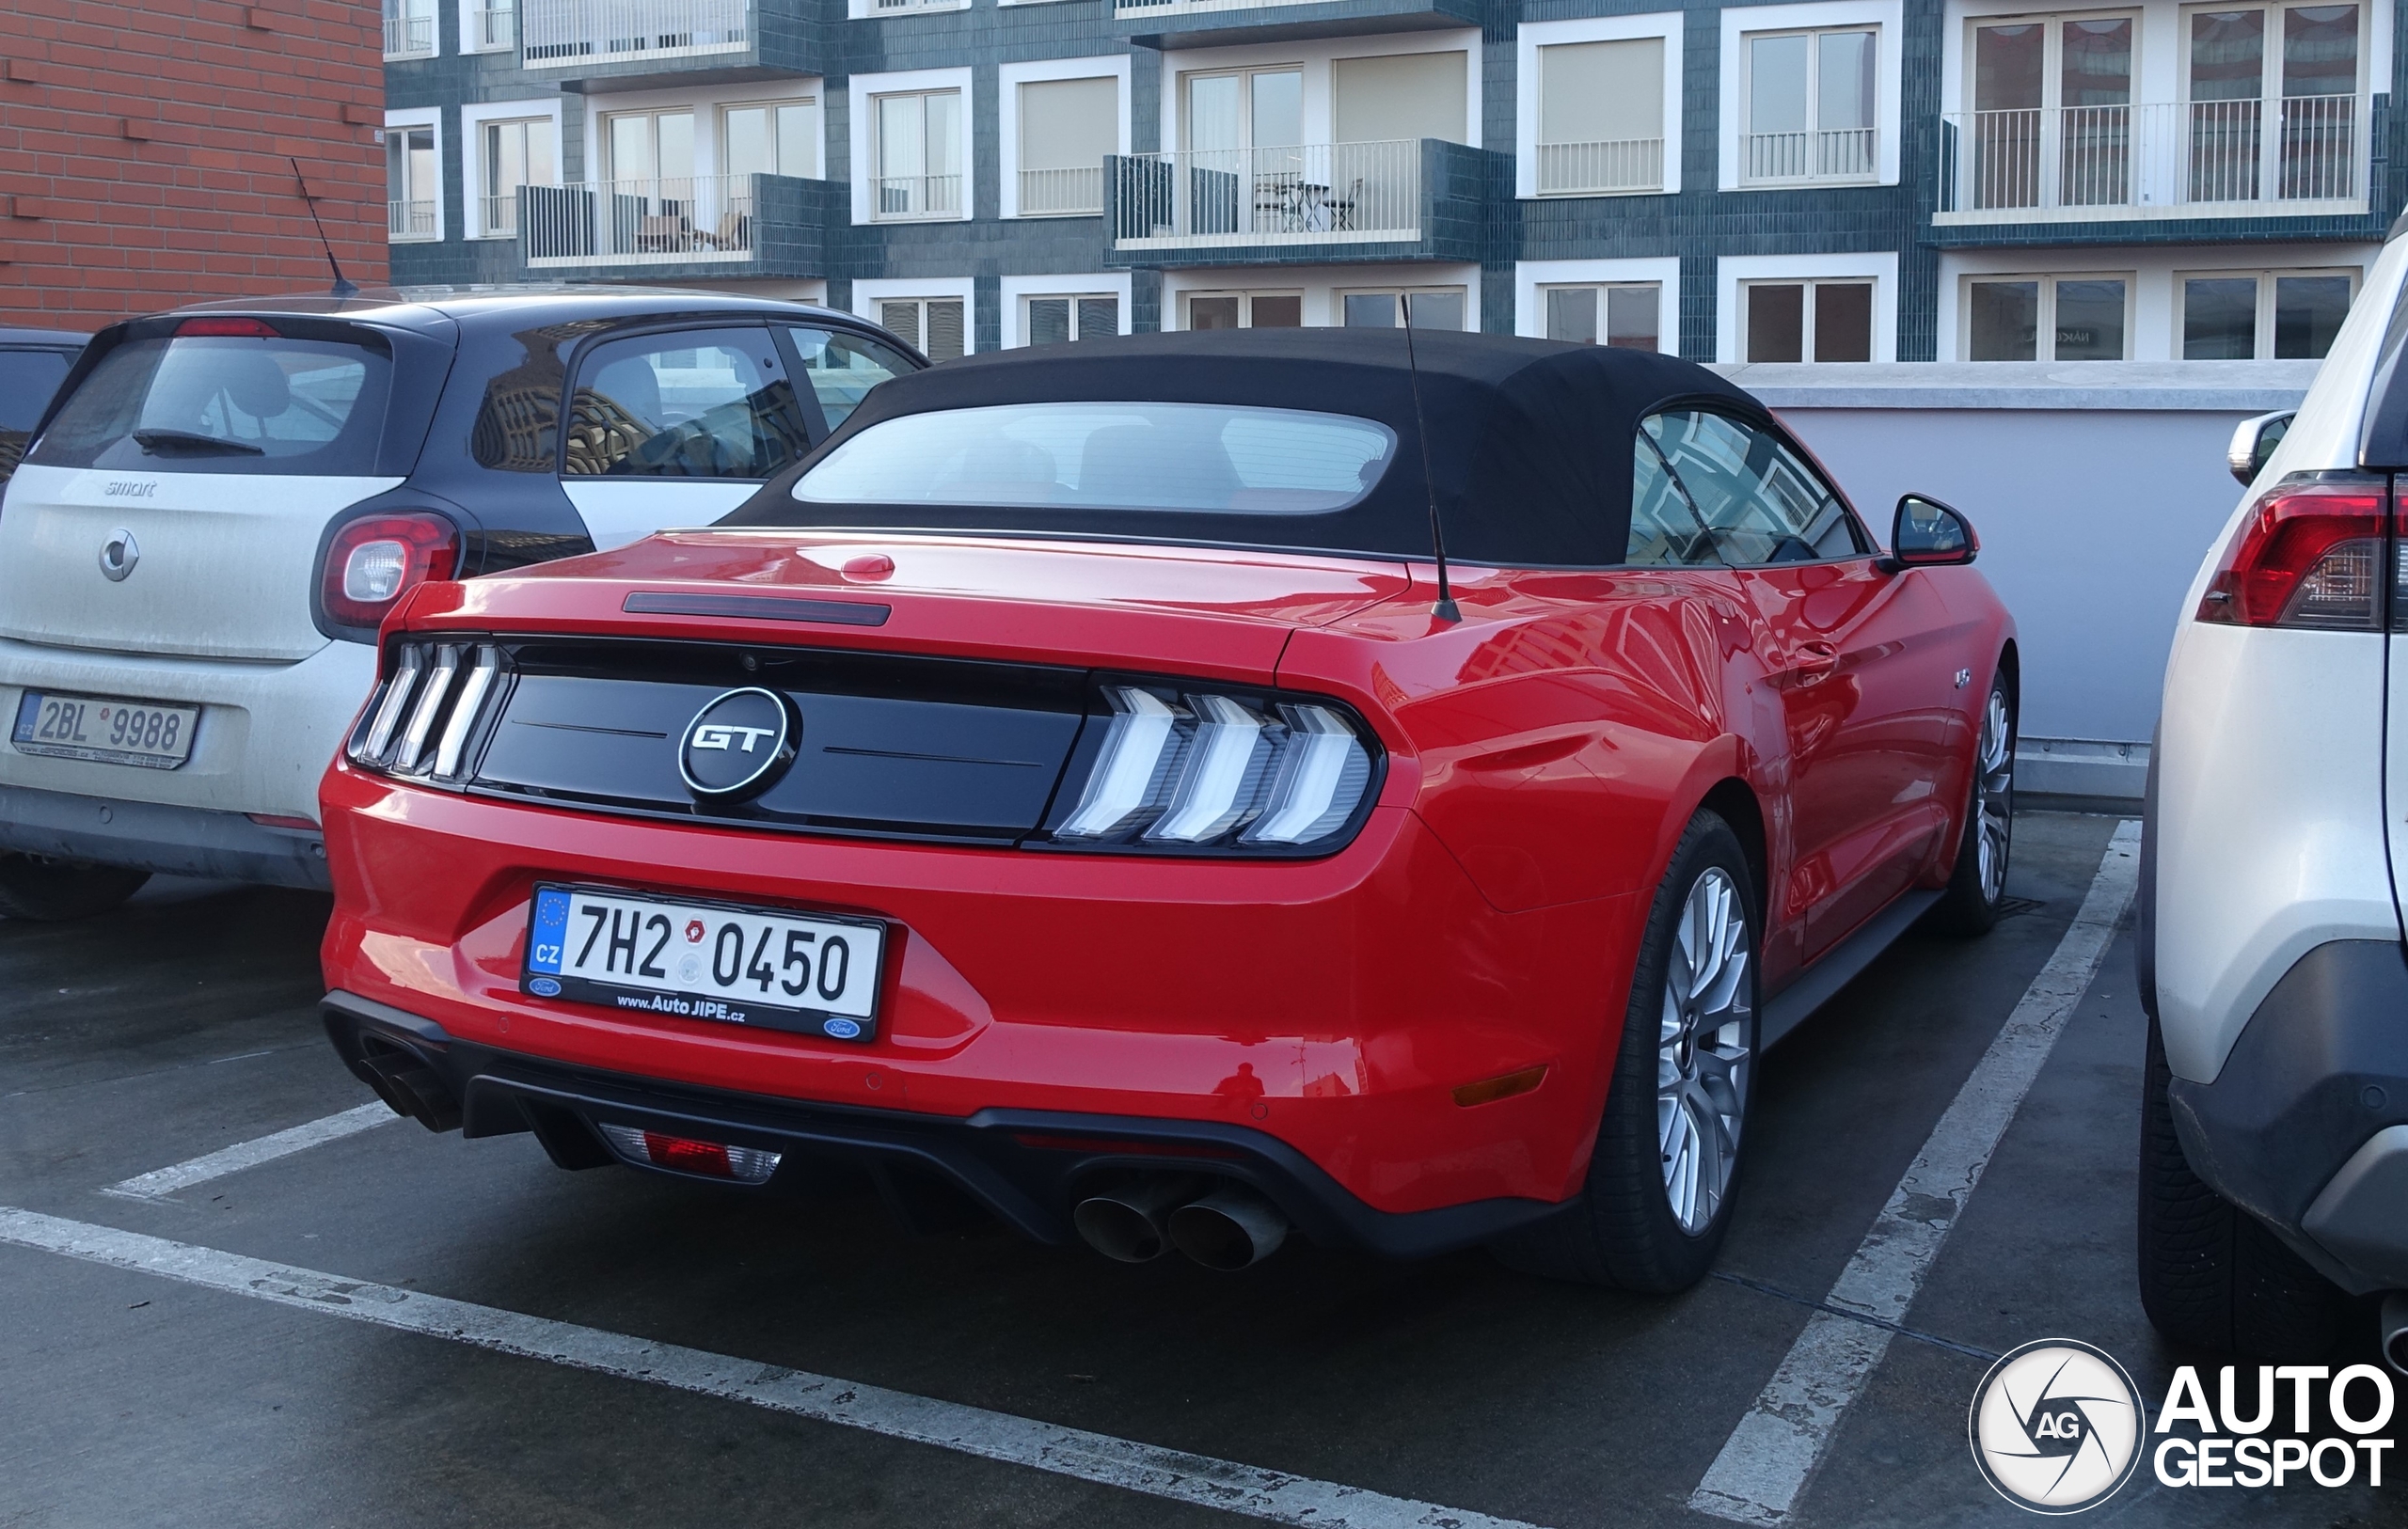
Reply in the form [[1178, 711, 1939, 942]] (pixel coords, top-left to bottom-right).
[[322, 512, 460, 633], [1048, 683, 1378, 855], [348, 639, 505, 783], [2196, 482, 2389, 630]]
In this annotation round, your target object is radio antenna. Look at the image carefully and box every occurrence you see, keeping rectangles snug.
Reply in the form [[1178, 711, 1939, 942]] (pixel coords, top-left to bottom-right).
[[290, 156, 359, 298], [1400, 298, 1459, 623]]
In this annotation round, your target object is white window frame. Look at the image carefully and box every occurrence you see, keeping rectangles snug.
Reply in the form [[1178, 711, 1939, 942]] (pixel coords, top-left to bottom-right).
[[1332, 286, 1474, 330], [1001, 273, 1134, 347], [1172, 290, 1307, 330], [1156, 33, 1483, 153], [385, 0, 439, 59], [1720, 0, 1904, 189], [1958, 270, 2136, 361], [854, 276, 980, 356], [383, 106, 445, 243], [456, 0, 516, 55], [848, 0, 968, 17], [999, 57, 1132, 220], [1717, 251, 1899, 362], [720, 93, 822, 181], [1515, 14, 1684, 199], [2176, 265, 2363, 359], [849, 68, 975, 224], [1513, 257, 1682, 351], [461, 99, 562, 240]]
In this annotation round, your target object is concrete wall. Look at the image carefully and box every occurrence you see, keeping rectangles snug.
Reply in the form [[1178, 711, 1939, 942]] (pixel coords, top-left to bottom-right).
[[1717, 360, 2322, 800]]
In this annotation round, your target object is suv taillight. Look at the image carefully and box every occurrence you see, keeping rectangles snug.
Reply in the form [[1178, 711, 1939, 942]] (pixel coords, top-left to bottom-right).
[[322, 514, 459, 632], [2195, 483, 2388, 630]]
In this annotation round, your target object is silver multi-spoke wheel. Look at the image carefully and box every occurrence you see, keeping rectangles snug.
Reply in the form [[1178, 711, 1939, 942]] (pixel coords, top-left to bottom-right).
[[1974, 686, 2014, 904], [1657, 866, 1753, 1236]]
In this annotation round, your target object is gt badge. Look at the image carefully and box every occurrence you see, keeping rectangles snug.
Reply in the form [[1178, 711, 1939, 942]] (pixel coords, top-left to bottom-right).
[[677, 686, 798, 801], [1954, 668, 1972, 689]]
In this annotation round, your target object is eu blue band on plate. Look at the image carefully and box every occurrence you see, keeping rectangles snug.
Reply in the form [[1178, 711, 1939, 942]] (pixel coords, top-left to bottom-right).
[[527, 889, 572, 974]]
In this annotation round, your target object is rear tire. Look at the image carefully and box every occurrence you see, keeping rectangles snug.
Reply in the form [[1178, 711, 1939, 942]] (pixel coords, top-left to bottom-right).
[[1928, 670, 2015, 936], [0, 853, 150, 922], [1491, 812, 1758, 1293], [2138, 1017, 2344, 1360]]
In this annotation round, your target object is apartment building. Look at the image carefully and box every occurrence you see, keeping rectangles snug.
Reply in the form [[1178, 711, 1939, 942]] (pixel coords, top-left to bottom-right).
[[383, 0, 2402, 363]]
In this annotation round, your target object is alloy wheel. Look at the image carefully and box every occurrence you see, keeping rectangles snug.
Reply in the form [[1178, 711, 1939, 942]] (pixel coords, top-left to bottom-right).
[[1656, 866, 1753, 1236], [1975, 688, 2014, 904]]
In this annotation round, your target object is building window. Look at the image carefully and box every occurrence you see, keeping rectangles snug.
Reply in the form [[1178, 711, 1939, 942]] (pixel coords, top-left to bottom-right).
[[604, 109, 694, 193], [2184, 2, 2361, 200], [2180, 268, 2356, 358], [1340, 289, 1468, 330], [1544, 283, 1663, 350], [387, 125, 438, 240], [479, 118, 554, 238], [1024, 294, 1120, 346], [1744, 27, 1878, 181], [1536, 39, 1666, 195], [874, 90, 964, 219], [385, 0, 436, 57], [724, 99, 816, 181], [1965, 275, 2130, 360], [1017, 77, 1116, 216], [880, 298, 968, 361], [467, 0, 516, 52], [1181, 292, 1303, 329], [1742, 279, 1874, 361]]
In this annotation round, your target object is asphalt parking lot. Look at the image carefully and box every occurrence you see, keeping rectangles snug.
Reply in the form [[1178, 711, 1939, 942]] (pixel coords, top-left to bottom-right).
[[1, 809, 2400, 1529]]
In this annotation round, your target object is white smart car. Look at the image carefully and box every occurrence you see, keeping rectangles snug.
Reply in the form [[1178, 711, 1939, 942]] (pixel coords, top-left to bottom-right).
[[2145, 216, 2408, 1370]]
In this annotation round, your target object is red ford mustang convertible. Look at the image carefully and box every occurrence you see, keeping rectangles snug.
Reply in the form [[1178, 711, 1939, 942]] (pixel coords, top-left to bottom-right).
[[319, 330, 2015, 1290]]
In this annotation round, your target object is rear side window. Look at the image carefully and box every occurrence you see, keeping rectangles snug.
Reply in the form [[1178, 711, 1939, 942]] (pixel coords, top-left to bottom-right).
[[1627, 435, 1720, 567], [1641, 409, 1864, 564], [0, 349, 73, 432], [28, 332, 391, 475], [562, 327, 810, 479], [788, 327, 914, 434]]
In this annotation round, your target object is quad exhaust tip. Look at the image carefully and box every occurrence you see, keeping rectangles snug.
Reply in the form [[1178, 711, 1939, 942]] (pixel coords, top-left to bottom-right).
[[1072, 1176, 1202, 1263], [2383, 1292, 2408, 1377], [1072, 1177, 1291, 1269]]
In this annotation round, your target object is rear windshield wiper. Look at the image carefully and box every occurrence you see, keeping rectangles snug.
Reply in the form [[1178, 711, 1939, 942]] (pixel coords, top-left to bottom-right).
[[133, 428, 264, 457]]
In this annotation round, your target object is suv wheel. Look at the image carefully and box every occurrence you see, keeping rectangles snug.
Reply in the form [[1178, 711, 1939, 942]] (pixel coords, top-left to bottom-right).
[[2138, 1017, 2344, 1360], [0, 853, 150, 921], [1491, 811, 1757, 1292]]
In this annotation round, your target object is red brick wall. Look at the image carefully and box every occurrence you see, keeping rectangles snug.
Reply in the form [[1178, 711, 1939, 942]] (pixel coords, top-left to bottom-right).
[[0, 0, 386, 331]]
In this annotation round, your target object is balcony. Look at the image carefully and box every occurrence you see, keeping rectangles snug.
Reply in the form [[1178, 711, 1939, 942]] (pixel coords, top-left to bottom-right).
[[518, 0, 802, 86], [517, 173, 835, 279], [471, 0, 518, 49], [1106, 138, 1495, 267], [1936, 96, 2371, 224], [383, 3, 436, 58], [1113, 0, 1481, 51], [1534, 138, 1665, 197], [1019, 166, 1104, 217], [388, 199, 437, 240]]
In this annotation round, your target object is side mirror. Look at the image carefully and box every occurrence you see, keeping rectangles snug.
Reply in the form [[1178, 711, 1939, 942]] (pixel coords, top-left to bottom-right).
[[1881, 495, 1978, 572], [2227, 409, 2292, 485]]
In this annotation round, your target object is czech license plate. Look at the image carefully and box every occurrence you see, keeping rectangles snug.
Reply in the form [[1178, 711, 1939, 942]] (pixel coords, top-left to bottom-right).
[[521, 884, 886, 1042], [11, 690, 198, 769]]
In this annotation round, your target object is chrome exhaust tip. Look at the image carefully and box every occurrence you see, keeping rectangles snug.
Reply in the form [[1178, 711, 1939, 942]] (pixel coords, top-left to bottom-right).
[[2382, 1292, 2408, 1377], [1071, 1176, 1199, 1263], [1167, 1185, 1290, 1270]]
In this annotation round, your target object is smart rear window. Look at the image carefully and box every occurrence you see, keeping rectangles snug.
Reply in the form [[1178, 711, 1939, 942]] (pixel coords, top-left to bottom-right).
[[28, 332, 391, 476]]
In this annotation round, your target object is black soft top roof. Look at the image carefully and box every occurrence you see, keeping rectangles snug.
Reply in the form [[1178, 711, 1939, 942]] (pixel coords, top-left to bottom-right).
[[722, 328, 1765, 567]]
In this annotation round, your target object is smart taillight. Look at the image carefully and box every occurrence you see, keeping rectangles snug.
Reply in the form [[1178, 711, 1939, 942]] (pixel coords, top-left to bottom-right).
[[2195, 483, 2392, 630], [322, 513, 460, 632]]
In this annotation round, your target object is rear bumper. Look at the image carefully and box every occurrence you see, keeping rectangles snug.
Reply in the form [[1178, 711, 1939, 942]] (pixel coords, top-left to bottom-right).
[[324, 990, 1561, 1258], [0, 780, 328, 889], [2167, 938, 2408, 1292]]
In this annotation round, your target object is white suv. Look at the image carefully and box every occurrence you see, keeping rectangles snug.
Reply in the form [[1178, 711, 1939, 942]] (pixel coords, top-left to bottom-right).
[[0, 288, 920, 919], [2144, 219, 2408, 1370]]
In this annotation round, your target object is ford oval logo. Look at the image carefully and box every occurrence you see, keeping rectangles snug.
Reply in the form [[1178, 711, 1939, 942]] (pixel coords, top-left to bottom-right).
[[677, 686, 798, 801], [822, 1017, 863, 1040]]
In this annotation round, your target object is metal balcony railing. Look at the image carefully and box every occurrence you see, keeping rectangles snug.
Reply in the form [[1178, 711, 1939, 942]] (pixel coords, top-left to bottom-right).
[[1938, 96, 2362, 214], [873, 173, 963, 220], [521, 0, 748, 67], [1018, 166, 1104, 216], [388, 198, 437, 239], [481, 192, 522, 236], [1112, 140, 1420, 248], [1113, 0, 1311, 14], [1744, 127, 1877, 181], [472, 0, 518, 49], [1534, 137, 1665, 196], [522, 174, 758, 264], [383, 5, 436, 56]]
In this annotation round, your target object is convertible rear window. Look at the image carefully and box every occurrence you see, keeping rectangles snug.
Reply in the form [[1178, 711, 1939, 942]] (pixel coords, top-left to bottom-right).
[[791, 402, 1396, 515], [28, 331, 391, 476]]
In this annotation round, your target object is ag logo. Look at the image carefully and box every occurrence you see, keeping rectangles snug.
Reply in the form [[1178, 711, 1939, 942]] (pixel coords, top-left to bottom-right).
[[1970, 1339, 2145, 1514], [677, 686, 797, 801]]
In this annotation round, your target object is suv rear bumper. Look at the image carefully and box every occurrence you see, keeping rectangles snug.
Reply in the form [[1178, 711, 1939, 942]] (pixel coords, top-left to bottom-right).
[[2167, 938, 2408, 1292], [0, 780, 328, 889], [322, 990, 1561, 1258]]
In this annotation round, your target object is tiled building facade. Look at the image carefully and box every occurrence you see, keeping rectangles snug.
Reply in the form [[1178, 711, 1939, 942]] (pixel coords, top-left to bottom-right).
[[384, 0, 2404, 363]]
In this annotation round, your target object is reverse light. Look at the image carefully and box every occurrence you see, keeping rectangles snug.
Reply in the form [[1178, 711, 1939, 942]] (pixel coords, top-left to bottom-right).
[[2196, 483, 2388, 629], [597, 1124, 782, 1184], [321, 512, 460, 633], [348, 639, 506, 784], [1050, 683, 1378, 855]]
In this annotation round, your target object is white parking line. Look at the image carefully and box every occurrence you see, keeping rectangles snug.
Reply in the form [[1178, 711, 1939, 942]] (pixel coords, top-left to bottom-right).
[[102, 1102, 398, 1202], [0, 1207, 1538, 1529], [1689, 821, 2142, 1525]]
